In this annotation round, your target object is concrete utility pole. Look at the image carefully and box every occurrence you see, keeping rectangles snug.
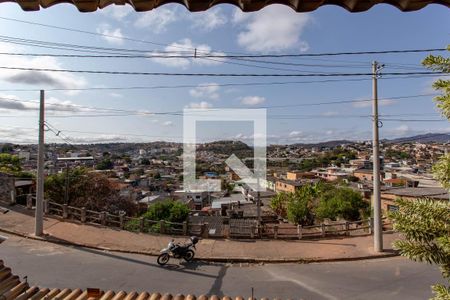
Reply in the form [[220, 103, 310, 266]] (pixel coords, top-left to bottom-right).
[[35, 90, 45, 237], [372, 61, 383, 252]]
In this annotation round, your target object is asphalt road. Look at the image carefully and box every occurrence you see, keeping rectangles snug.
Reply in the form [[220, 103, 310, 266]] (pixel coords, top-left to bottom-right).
[[0, 234, 445, 300]]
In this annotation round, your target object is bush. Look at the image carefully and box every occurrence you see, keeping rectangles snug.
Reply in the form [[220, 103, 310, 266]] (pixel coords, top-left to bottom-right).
[[315, 187, 368, 221]]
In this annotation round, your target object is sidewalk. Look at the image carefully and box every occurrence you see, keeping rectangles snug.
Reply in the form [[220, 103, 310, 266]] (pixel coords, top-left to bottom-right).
[[0, 205, 399, 263]]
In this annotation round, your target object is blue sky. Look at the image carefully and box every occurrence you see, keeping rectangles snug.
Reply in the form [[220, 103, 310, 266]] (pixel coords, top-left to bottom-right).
[[0, 3, 448, 144]]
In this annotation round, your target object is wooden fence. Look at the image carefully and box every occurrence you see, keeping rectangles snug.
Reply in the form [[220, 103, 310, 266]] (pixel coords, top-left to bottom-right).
[[26, 199, 390, 240]]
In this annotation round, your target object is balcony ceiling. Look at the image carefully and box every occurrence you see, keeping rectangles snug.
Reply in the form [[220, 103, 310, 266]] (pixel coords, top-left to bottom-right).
[[1, 0, 449, 13]]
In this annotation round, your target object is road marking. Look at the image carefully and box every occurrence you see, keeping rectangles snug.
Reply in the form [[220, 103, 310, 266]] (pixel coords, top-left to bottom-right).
[[264, 267, 339, 300]]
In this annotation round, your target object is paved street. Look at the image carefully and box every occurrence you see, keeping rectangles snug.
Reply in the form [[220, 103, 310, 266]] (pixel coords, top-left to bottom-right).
[[0, 234, 445, 300]]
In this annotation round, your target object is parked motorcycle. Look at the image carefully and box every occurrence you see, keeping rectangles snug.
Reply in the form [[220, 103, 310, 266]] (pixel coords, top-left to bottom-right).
[[157, 236, 199, 266]]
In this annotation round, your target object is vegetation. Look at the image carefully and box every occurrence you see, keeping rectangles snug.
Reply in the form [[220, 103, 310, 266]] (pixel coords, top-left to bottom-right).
[[0, 153, 34, 178], [297, 148, 357, 171], [45, 167, 137, 216], [390, 198, 450, 300], [315, 187, 369, 221], [126, 200, 190, 232], [270, 183, 369, 225], [389, 47, 450, 300], [96, 158, 114, 170]]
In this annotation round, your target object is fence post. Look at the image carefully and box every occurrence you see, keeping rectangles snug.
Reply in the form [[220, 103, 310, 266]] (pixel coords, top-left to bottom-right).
[[321, 223, 326, 237], [274, 225, 278, 239], [26, 194, 33, 209], [62, 204, 68, 219], [100, 211, 107, 226], [250, 224, 255, 239], [201, 222, 209, 238], [119, 212, 125, 229], [369, 217, 374, 234], [159, 220, 165, 234], [297, 225, 303, 240], [43, 199, 49, 214], [81, 207, 86, 223], [182, 221, 188, 235], [140, 218, 145, 232], [10, 190, 15, 205]]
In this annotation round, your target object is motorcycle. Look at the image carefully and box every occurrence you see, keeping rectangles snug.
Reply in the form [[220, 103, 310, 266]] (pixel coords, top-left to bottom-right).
[[157, 236, 199, 266]]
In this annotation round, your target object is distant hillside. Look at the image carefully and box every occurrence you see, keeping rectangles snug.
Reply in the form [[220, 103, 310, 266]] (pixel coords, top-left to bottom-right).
[[291, 140, 355, 148], [198, 140, 253, 156], [386, 133, 450, 144]]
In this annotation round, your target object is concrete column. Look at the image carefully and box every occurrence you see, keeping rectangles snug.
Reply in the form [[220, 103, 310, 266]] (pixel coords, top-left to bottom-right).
[[119, 212, 125, 229], [43, 199, 49, 214], [26, 194, 33, 209], [159, 220, 165, 234], [9, 190, 15, 205], [80, 207, 86, 223], [201, 223, 209, 239], [62, 204, 68, 219], [297, 225, 303, 240], [321, 223, 326, 237], [100, 211, 107, 226], [140, 218, 145, 232], [182, 221, 188, 236]]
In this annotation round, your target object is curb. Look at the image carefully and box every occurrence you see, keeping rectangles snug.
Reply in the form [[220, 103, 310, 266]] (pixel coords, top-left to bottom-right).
[[0, 227, 399, 264]]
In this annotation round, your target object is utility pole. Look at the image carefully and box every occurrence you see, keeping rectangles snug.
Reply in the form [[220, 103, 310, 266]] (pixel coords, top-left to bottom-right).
[[35, 90, 45, 237], [372, 61, 383, 252]]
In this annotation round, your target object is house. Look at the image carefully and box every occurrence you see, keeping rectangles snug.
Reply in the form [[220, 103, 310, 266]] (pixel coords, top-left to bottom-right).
[[173, 190, 210, 210], [314, 167, 349, 181], [286, 171, 316, 181], [381, 187, 449, 212], [275, 180, 303, 193], [353, 169, 384, 182]]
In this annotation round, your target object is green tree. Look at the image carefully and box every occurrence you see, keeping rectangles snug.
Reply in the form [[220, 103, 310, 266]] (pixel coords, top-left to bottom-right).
[[315, 186, 368, 221], [390, 48, 450, 300], [0, 153, 33, 178], [287, 184, 318, 225], [96, 158, 114, 170], [390, 198, 450, 299], [45, 168, 137, 216], [270, 192, 290, 217], [422, 48, 450, 119], [432, 154, 450, 191]]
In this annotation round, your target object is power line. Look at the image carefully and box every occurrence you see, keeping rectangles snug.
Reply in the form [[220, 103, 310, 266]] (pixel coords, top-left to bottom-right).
[[0, 74, 444, 93], [0, 66, 445, 77]]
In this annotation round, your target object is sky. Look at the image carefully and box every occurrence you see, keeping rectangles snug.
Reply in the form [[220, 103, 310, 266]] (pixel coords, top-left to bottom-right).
[[0, 3, 449, 145]]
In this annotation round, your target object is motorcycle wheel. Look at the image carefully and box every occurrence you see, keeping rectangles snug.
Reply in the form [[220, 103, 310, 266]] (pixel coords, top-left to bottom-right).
[[157, 253, 170, 265], [183, 250, 195, 262]]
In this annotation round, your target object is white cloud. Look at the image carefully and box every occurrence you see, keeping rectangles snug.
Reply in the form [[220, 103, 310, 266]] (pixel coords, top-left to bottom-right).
[[134, 8, 177, 33], [190, 8, 227, 31], [100, 5, 134, 21], [0, 94, 91, 113], [163, 121, 173, 126], [395, 124, 410, 133], [240, 96, 266, 106], [233, 6, 311, 52], [96, 24, 124, 45], [0, 44, 87, 93], [186, 101, 213, 109], [289, 131, 302, 137], [322, 111, 339, 116], [352, 98, 397, 108], [149, 39, 226, 68], [109, 92, 123, 98], [189, 83, 220, 100]]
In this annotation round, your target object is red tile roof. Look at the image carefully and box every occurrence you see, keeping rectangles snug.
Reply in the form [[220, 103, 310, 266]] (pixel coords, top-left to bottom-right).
[[1, 0, 449, 12]]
